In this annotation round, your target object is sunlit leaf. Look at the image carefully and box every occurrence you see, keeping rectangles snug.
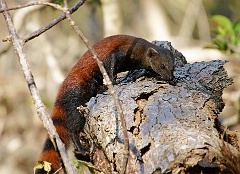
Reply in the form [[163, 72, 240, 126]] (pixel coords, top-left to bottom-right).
[[73, 160, 103, 174], [216, 26, 227, 36], [233, 19, 240, 32], [211, 15, 232, 30], [213, 40, 228, 51]]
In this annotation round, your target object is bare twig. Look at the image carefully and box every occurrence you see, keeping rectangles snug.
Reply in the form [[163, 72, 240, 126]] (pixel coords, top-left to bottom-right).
[[62, 0, 129, 173], [23, 0, 86, 43], [0, 0, 51, 12], [0, 1, 76, 174], [0, 1, 49, 56], [1, 0, 129, 173], [0, 0, 86, 43]]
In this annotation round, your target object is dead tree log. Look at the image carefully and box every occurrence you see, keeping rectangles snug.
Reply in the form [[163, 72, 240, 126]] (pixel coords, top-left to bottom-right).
[[79, 41, 240, 174]]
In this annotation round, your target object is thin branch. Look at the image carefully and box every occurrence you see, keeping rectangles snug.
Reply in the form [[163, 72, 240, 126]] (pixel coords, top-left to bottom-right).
[[0, 1, 76, 174], [25, 0, 86, 43], [0, 0, 86, 43], [62, 1, 129, 173], [24, 0, 86, 43], [0, 1, 49, 12], [1, 0, 129, 173], [0, 1, 49, 56]]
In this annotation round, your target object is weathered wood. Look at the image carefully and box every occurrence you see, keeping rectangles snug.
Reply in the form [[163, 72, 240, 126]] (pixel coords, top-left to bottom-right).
[[80, 41, 239, 174]]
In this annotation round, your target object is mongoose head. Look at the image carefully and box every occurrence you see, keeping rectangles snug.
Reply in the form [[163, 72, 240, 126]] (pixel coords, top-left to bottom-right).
[[147, 47, 175, 81]]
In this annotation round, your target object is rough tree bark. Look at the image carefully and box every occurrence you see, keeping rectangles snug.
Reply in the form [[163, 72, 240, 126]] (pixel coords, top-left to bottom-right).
[[79, 41, 240, 174]]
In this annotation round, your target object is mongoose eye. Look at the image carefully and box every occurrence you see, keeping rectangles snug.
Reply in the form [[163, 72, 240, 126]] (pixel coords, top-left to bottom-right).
[[160, 64, 166, 69]]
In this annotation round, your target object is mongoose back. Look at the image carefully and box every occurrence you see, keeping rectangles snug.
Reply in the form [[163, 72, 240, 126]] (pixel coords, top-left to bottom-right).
[[35, 35, 175, 173]]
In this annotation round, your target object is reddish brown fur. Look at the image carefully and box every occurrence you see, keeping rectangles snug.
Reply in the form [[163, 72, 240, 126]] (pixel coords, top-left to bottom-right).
[[37, 35, 136, 174], [36, 35, 174, 173], [51, 106, 69, 145], [41, 149, 61, 172], [61, 35, 135, 88], [39, 106, 69, 172]]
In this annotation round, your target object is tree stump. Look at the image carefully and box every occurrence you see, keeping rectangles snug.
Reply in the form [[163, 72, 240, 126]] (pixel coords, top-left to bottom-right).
[[79, 41, 240, 174]]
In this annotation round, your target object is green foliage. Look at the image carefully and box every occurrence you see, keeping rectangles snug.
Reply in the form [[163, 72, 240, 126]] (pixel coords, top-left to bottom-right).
[[210, 15, 240, 56], [73, 160, 103, 174]]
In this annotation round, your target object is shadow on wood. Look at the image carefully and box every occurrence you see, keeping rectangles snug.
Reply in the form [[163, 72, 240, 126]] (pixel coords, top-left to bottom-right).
[[78, 41, 240, 174]]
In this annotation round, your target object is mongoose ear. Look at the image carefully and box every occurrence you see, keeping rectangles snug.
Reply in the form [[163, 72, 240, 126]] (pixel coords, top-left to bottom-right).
[[147, 48, 158, 58]]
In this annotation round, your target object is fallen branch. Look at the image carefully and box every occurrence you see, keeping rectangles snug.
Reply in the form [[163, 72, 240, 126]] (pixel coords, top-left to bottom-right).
[[82, 41, 238, 173]]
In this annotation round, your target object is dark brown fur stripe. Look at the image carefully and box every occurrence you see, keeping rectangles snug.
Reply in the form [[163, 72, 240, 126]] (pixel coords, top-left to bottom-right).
[[42, 138, 55, 152]]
